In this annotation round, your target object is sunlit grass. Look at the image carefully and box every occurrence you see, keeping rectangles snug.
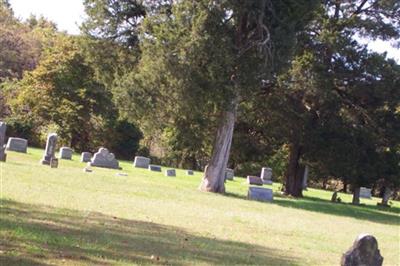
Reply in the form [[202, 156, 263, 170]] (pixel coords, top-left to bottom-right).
[[1, 148, 399, 265]]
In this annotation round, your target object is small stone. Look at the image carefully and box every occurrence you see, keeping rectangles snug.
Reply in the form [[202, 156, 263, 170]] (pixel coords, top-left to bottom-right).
[[186, 170, 194, 175], [116, 173, 128, 176], [247, 175, 263, 186], [133, 156, 151, 168], [165, 169, 176, 177], [148, 164, 162, 172], [83, 167, 93, 173]]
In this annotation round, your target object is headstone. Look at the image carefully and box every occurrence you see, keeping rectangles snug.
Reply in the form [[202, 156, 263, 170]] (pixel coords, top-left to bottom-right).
[[148, 165, 162, 172], [302, 165, 309, 190], [81, 152, 92, 163], [341, 234, 383, 266], [0, 122, 6, 162], [116, 173, 128, 176], [186, 170, 194, 175], [247, 175, 263, 186], [248, 187, 273, 202], [225, 168, 234, 181], [165, 169, 176, 177], [41, 133, 58, 165], [359, 187, 372, 199], [89, 148, 120, 169], [6, 137, 28, 153], [260, 167, 273, 185], [133, 156, 151, 168], [331, 191, 338, 202], [50, 158, 59, 168], [59, 147, 73, 160]]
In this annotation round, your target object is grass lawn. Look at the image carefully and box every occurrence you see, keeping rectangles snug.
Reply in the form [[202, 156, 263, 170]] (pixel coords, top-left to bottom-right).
[[1, 148, 399, 265]]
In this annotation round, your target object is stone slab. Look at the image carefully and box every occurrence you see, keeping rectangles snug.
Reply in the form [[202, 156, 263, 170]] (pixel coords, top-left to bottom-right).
[[50, 158, 59, 168], [165, 169, 176, 177], [247, 175, 263, 186], [6, 137, 28, 153], [260, 167, 273, 184], [248, 187, 273, 202], [59, 147, 73, 160], [133, 156, 151, 168], [148, 164, 161, 172], [341, 234, 383, 266], [360, 187, 372, 199], [81, 152, 92, 163], [89, 148, 120, 169], [41, 133, 57, 165], [225, 168, 234, 180]]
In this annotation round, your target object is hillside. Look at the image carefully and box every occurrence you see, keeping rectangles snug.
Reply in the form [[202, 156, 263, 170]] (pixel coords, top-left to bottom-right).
[[1, 148, 399, 265]]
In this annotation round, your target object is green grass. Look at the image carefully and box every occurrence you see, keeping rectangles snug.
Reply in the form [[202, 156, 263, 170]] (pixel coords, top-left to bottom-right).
[[1, 148, 399, 265]]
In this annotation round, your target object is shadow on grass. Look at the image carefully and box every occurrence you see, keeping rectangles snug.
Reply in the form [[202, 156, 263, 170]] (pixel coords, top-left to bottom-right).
[[0, 199, 300, 266], [225, 192, 399, 226]]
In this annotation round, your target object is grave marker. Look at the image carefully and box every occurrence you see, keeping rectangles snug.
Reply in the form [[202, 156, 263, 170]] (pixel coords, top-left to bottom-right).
[[6, 137, 28, 153], [89, 148, 120, 169], [41, 133, 57, 165], [59, 147, 73, 160]]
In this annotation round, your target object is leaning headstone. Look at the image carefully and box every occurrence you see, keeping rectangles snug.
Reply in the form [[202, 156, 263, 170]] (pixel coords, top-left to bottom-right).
[[341, 234, 383, 266], [359, 187, 372, 199], [302, 165, 309, 190], [248, 187, 273, 202], [247, 175, 263, 186], [225, 168, 234, 181], [59, 147, 73, 160], [133, 156, 151, 168], [89, 148, 120, 169], [0, 122, 6, 162], [81, 152, 92, 163], [148, 165, 162, 172], [186, 170, 194, 175], [41, 133, 58, 165], [6, 137, 28, 153], [165, 169, 176, 177], [260, 167, 273, 185]]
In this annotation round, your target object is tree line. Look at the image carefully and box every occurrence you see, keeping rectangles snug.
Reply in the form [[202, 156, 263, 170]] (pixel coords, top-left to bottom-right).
[[0, 0, 399, 204]]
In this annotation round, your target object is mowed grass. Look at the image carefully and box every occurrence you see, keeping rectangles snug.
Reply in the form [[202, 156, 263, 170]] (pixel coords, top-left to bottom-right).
[[1, 148, 399, 266]]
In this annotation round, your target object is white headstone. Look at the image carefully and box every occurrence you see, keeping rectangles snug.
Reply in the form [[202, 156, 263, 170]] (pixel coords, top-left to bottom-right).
[[133, 156, 151, 168], [6, 137, 28, 153], [359, 187, 372, 199], [248, 187, 273, 202], [89, 148, 119, 169], [81, 152, 92, 162], [260, 167, 273, 185], [59, 147, 73, 160]]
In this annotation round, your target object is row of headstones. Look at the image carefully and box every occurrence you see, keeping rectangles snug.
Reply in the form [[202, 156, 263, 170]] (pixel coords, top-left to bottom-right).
[[246, 167, 275, 203], [133, 156, 194, 177]]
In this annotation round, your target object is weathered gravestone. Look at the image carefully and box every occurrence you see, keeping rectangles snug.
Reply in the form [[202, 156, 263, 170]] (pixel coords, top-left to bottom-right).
[[165, 169, 176, 177], [81, 152, 92, 162], [247, 175, 263, 186], [6, 137, 28, 153], [133, 156, 151, 168], [41, 133, 58, 165], [341, 234, 383, 266], [260, 167, 273, 185], [59, 147, 73, 160], [148, 165, 162, 172], [225, 168, 234, 181], [380, 188, 392, 206], [248, 187, 273, 202], [360, 187, 372, 199], [186, 170, 194, 175], [89, 148, 120, 169], [0, 122, 6, 162]]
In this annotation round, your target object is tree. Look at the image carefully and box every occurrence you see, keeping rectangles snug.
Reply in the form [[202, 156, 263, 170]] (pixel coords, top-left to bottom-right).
[[12, 36, 115, 151], [274, 0, 400, 197]]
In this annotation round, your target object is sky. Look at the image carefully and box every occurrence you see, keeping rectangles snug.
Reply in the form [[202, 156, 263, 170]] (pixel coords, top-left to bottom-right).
[[8, 0, 400, 62]]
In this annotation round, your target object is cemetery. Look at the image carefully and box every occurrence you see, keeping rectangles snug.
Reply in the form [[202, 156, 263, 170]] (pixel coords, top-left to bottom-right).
[[1, 145, 398, 265], [0, 0, 399, 265]]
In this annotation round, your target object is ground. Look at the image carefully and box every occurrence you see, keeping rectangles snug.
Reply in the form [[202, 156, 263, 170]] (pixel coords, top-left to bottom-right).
[[1, 148, 399, 266]]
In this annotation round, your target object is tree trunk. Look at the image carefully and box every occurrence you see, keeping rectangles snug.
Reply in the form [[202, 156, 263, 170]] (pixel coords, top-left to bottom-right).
[[343, 181, 348, 193], [352, 187, 360, 205], [381, 187, 392, 206], [284, 142, 303, 197], [199, 99, 237, 193]]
